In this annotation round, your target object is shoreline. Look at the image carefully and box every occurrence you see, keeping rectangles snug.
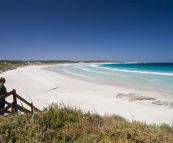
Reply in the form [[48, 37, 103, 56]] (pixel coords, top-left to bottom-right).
[[44, 65, 173, 107], [45, 64, 173, 98], [1, 64, 173, 125]]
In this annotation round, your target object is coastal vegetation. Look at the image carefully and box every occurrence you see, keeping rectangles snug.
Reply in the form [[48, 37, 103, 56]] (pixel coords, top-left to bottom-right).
[[0, 60, 116, 74], [0, 103, 173, 142]]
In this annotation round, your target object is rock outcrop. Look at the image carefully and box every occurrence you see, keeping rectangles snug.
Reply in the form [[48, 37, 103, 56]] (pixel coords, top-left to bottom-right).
[[116, 93, 156, 101]]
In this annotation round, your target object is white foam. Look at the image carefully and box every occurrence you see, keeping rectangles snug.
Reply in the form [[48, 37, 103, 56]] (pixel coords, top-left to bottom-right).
[[89, 64, 100, 67], [121, 76, 130, 78], [63, 69, 92, 79], [80, 68, 90, 72], [149, 79, 162, 82], [97, 67, 173, 76], [79, 68, 115, 75]]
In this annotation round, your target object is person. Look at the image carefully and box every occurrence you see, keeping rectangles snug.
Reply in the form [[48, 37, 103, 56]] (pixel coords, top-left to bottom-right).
[[0, 77, 7, 112]]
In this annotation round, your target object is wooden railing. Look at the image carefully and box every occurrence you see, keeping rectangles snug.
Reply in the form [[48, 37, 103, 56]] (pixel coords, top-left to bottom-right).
[[0, 89, 40, 115]]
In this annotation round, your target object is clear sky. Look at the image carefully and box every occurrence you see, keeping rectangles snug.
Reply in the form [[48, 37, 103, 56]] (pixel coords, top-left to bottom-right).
[[0, 0, 173, 62]]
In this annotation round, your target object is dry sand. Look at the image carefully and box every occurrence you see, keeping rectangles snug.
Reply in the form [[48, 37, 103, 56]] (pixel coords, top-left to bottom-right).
[[1, 65, 173, 125]]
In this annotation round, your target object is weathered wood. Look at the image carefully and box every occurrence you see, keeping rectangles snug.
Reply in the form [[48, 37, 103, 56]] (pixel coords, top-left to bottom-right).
[[5, 110, 12, 113], [5, 101, 12, 113], [0, 91, 13, 101], [33, 106, 40, 112], [0, 104, 11, 115], [5, 101, 11, 106], [32, 105, 40, 112], [12, 89, 16, 94], [1, 90, 40, 115], [15, 94, 32, 107], [15, 93, 40, 112], [16, 104, 32, 114], [13, 93, 18, 112], [31, 103, 34, 114], [11, 102, 15, 114]]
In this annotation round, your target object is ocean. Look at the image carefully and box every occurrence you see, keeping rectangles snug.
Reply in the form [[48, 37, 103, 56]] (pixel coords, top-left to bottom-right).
[[45, 63, 173, 98]]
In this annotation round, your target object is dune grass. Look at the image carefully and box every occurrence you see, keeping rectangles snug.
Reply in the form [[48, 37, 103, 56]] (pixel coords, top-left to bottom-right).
[[0, 103, 173, 143]]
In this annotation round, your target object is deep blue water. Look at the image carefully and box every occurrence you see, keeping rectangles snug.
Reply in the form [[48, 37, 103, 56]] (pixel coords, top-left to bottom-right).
[[99, 63, 173, 75], [46, 63, 173, 97]]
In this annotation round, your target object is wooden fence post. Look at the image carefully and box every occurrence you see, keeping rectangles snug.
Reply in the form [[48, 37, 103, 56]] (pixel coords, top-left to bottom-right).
[[12, 89, 18, 113], [11, 103, 15, 114], [1, 90, 40, 115], [31, 103, 34, 114]]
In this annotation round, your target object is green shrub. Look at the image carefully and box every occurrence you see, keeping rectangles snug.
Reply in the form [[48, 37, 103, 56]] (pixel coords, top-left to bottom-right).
[[0, 103, 173, 142]]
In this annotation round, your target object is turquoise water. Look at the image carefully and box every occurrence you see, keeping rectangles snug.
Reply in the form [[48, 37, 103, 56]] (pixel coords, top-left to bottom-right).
[[46, 63, 173, 97]]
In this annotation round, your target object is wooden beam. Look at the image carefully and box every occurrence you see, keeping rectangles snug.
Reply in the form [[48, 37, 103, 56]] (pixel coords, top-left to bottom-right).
[[13, 93, 18, 112], [0, 104, 11, 115], [15, 94, 31, 107], [16, 104, 32, 114], [11, 102, 15, 114], [33, 106, 40, 112], [31, 103, 34, 114], [5, 110, 12, 113], [0, 90, 40, 115], [5, 101, 11, 106], [0, 91, 13, 101], [16, 93, 40, 112]]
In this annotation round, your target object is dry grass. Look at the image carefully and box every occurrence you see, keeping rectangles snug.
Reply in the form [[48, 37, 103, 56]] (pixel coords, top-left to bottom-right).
[[0, 103, 173, 143]]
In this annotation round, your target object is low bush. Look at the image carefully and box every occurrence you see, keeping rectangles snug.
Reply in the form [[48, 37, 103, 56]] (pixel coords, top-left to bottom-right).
[[0, 103, 173, 142]]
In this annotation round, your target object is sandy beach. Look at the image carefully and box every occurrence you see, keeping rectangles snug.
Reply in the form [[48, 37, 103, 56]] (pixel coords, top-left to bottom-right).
[[1, 65, 173, 125]]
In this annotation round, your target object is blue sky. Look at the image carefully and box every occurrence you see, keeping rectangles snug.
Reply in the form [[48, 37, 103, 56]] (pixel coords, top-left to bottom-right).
[[0, 0, 173, 62]]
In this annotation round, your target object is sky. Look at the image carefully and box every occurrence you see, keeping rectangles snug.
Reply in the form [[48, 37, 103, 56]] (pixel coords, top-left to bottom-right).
[[0, 0, 173, 62]]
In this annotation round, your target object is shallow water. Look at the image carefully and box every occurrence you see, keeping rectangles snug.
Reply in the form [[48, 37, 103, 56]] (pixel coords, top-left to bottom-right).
[[45, 63, 173, 98]]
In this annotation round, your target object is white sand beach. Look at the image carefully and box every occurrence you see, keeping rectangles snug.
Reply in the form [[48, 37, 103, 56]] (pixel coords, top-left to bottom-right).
[[1, 65, 173, 125]]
